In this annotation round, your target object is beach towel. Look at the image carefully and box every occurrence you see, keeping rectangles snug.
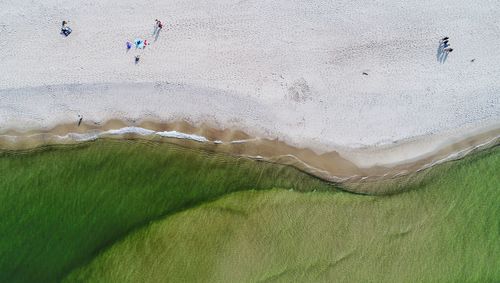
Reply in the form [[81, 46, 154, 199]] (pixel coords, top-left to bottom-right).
[[134, 38, 144, 49]]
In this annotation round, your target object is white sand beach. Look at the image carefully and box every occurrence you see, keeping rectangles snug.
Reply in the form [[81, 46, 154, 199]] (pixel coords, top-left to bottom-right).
[[0, 0, 499, 170]]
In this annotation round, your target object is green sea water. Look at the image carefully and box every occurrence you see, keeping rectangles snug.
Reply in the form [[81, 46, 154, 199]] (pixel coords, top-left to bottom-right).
[[0, 139, 334, 282], [0, 139, 498, 282]]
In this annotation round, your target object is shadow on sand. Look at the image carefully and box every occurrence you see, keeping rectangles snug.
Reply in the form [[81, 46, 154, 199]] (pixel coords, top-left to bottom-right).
[[155, 29, 161, 41], [436, 41, 450, 63]]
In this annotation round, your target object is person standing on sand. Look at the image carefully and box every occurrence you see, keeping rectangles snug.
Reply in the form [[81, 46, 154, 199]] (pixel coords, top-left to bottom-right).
[[153, 19, 163, 35], [153, 19, 164, 41]]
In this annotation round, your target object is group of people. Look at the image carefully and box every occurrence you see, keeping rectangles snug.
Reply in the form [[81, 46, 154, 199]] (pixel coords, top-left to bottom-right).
[[126, 38, 150, 51], [437, 36, 453, 63], [60, 21, 462, 67], [60, 18, 164, 64], [126, 19, 164, 64]]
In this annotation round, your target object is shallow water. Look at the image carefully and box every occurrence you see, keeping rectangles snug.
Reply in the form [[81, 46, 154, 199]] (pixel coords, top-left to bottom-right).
[[0, 139, 498, 282], [0, 139, 334, 282]]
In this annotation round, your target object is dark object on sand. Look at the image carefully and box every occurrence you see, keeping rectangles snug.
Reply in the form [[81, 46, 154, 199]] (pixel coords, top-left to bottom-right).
[[442, 36, 449, 41], [444, 48, 453, 53], [471, 59, 475, 62], [154, 19, 163, 33], [61, 20, 72, 36], [77, 116, 83, 126], [135, 55, 140, 64], [61, 26, 72, 36], [156, 19, 163, 30], [362, 72, 368, 75]]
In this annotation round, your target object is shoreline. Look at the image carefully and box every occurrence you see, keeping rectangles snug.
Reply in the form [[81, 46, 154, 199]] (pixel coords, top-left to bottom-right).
[[2, 119, 498, 186]]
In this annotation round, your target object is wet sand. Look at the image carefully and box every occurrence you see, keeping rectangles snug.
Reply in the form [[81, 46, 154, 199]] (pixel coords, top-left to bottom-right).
[[1, 119, 498, 194]]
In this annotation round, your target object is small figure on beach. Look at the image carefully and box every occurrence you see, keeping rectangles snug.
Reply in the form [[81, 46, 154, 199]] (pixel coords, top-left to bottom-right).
[[134, 38, 145, 49], [135, 55, 140, 64], [154, 19, 163, 32], [144, 39, 149, 49], [437, 37, 453, 63], [77, 115, 83, 126], [126, 41, 132, 50], [61, 20, 72, 36], [153, 19, 163, 41]]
